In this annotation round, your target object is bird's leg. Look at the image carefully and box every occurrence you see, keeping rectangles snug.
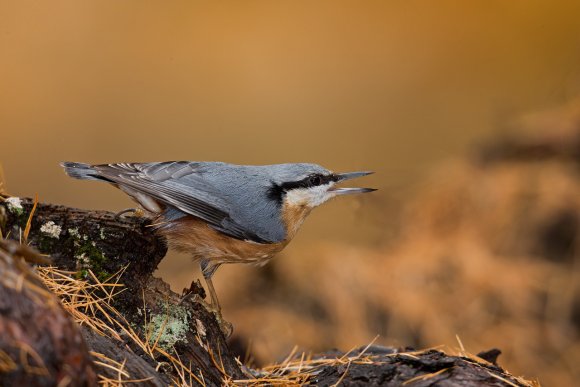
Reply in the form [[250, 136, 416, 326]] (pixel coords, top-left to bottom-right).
[[200, 259, 232, 337], [200, 259, 221, 312]]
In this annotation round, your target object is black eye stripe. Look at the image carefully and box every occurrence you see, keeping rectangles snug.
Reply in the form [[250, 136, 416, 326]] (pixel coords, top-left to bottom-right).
[[268, 173, 338, 203], [282, 174, 337, 190], [315, 174, 339, 186]]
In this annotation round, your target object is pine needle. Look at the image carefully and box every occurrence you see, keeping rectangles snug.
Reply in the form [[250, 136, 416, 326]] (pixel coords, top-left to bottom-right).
[[23, 194, 38, 243]]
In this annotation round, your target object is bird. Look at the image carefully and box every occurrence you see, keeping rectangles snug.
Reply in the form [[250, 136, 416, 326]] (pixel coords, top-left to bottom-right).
[[61, 161, 375, 332]]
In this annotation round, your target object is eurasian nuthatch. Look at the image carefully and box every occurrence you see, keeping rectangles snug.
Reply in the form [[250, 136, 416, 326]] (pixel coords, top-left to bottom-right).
[[62, 161, 375, 327]]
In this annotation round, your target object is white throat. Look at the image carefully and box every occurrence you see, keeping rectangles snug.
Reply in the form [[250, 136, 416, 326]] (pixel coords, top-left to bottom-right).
[[284, 183, 335, 208]]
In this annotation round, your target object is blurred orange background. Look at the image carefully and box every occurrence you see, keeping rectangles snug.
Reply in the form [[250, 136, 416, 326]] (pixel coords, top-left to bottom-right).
[[2, 1, 580, 385]]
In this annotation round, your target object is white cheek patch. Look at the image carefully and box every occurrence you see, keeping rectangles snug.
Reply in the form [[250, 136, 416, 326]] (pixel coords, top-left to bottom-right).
[[285, 183, 335, 208]]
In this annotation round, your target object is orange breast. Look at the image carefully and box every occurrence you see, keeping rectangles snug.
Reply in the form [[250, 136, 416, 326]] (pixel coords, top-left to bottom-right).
[[157, 216, 288, 266], [280, 201, 313, 239], [156, 201, 312, 266]]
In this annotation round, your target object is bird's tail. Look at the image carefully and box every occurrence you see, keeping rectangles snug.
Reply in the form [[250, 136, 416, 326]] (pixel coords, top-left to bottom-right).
[[61, 162, 99, 180]]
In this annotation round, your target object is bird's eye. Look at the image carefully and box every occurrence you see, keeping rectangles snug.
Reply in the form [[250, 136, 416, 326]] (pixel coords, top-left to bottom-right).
[[309, 175, 322, 186]]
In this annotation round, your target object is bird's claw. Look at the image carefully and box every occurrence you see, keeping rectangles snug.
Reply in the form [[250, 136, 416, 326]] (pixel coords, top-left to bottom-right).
[[114, 207, 144, 220], [215, 315, 233, 338]]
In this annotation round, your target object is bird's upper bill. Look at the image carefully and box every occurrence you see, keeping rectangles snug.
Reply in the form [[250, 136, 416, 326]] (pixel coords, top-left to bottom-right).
[[328, 171, 376, 195]]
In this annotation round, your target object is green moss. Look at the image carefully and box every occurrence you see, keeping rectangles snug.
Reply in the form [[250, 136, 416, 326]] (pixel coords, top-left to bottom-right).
[[76, 241, 109, 281], [67, 228, 110, 281], [146, 303, 191, 350]]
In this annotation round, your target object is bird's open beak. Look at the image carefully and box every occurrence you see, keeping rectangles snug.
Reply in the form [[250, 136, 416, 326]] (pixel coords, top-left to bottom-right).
[[330, 171, 376, 195]]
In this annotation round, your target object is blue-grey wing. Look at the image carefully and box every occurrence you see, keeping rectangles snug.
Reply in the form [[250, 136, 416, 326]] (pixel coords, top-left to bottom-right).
[[89, 162, 282, 243]]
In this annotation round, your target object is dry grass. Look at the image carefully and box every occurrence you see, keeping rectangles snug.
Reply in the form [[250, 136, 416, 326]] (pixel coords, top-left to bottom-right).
[[33, 265, 207, 386]]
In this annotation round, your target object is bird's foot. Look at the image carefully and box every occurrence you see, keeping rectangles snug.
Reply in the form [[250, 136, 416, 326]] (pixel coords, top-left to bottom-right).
[[213, 313, 233, 338], [114, 207, 144, 220], [196, 296, 233, 338]]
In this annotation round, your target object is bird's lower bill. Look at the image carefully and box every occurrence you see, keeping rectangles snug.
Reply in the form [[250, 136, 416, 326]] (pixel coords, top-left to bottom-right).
[[329, 171, 376, 195], [329, 187, 376, 195]]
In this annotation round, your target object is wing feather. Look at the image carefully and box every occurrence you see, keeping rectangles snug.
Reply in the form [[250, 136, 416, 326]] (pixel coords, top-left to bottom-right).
[[92, 162, 273, 243]]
